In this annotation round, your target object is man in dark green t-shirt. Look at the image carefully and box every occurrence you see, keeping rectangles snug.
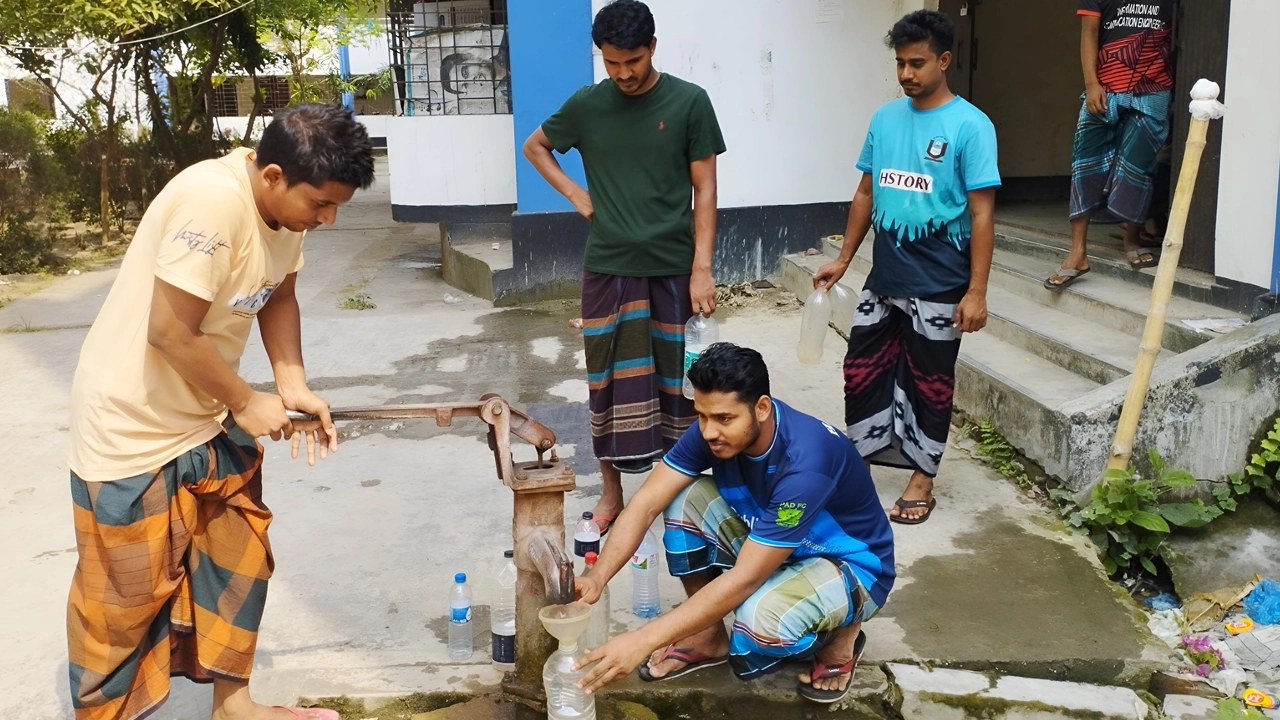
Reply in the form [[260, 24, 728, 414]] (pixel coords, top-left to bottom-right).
[[523, 0, 726, 529]]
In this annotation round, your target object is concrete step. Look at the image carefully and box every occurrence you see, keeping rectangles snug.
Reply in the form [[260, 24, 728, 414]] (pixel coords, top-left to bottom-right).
[[441, 223, 513, 302], [887, 664, 1150, 719], [825, 236, 1243, 355], [778, 253, 1101, 415]]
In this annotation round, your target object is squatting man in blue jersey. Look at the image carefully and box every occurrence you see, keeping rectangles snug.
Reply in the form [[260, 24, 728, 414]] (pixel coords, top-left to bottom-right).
[[572, 343, 895, 704], [814, 10, 1001, 525]]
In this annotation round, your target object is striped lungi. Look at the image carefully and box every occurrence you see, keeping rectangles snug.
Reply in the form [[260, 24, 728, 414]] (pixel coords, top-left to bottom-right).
[[582, 271, 696, 464], [663, 477, 879, 680], [67, 419, 272, 720], [1069, 90, 1172, 225], [843, 288, 964, 478]]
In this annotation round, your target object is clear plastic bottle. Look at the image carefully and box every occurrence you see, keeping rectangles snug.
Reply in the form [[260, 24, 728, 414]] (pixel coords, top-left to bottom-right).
[[581, 552, 610, 651], [490, 551, 517, 671], [573, 512, 601, 560], [682, 315, 719, 399], [447, 572, 473, 660], [543, 642, 596, 720], [829, 283, 856, 335], [631, 529, 661, 618], [797, 287, 834, 365]]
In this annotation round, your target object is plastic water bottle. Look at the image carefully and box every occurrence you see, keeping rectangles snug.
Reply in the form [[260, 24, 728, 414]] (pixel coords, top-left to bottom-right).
[[544, 644, 596, 720], [448, 572, 473, 660], [574, 512, 601, 560], [581, 552, 610, 651], [683, 315, 719, 399], [829, 283, 856, 335], [797, 287, 834, 365], [631, 530, 661, 618], [490, 551, 517, 671]]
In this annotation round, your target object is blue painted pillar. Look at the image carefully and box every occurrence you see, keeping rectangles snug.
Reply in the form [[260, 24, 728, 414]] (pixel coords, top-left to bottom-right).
[[1273, 160, 1280, 294], [508, 0, 594, 213], [337, 44, 355, 111]]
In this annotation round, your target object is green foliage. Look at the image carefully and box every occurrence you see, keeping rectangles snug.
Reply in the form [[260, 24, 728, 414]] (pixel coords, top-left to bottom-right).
[[339, 293, 376, 311], [969, 419, 1032, 487], [1066, 450, 1223, 576], [1214, 698, 1267, 720], [1241, 417, 1280, 504], [0, 108, 65, 272]]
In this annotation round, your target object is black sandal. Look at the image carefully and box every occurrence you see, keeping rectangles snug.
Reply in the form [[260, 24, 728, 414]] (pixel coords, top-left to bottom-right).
[[890, 497, 937, 525]]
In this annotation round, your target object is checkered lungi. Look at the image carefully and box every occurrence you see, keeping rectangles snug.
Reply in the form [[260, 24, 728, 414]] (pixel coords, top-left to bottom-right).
[[663, 477, 879, 680], [1070, 90, 1172, 225], [843, 288, 964, 478], [67, 419, 272, 720]]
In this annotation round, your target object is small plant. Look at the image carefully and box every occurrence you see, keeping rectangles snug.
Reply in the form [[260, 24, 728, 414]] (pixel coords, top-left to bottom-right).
[[340, 293, 376, 311], [1214, 698, 1267, 720], [1068, 449, 1222, 576], [1240, 417, 1280, 504], [967, 419, 1032, 487]]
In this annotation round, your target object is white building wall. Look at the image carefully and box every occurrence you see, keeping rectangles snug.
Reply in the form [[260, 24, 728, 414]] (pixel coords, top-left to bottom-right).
[[1215, 0, 1280, 290], [348, 30, 390, 76], [213, 115, 391, 142], [592, 0, 927, 210], [386, 114, 516, 207]]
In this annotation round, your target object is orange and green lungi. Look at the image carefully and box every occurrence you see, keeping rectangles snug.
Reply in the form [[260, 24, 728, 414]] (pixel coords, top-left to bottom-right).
[[67, 420, 272, 720]]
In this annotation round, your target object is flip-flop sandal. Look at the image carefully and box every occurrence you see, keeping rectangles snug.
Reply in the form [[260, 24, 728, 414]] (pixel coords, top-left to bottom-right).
[[593, 514, 615, 537], [638, 645, 729, 683], [890, 497, 937, 525], [1044, 266, 1090, 291], [798, 630, 867, 704], [276, 707, 341, 720], [1126, 249, 1158, 270]]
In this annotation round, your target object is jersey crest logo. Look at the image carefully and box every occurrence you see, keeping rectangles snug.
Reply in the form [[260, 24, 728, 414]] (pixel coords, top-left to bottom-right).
[[776, 502, 807, 528], [924, 136, 949, 163]]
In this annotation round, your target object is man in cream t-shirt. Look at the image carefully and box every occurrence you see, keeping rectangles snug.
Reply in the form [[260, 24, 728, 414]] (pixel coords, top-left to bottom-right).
[[66, 104, 373, 720]]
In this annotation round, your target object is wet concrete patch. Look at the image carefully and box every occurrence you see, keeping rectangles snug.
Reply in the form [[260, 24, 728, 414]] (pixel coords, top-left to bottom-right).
[[884, 509, 1147, 684]]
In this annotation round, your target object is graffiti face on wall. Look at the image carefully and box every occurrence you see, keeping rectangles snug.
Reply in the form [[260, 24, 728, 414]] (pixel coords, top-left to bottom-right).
[[407, 26, 510, 115]]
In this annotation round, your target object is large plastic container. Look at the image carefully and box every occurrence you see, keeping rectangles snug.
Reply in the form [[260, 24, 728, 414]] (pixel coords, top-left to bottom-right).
[[544, 644, 596, 720], [581, 552, 610, 651], [631, 530, 661, 618], [447, 572, 473, 660], [829, 283, 856, 336], [682, 315, 719, 399], [490, 551, 516, 670], [797, 288, 834, 365]]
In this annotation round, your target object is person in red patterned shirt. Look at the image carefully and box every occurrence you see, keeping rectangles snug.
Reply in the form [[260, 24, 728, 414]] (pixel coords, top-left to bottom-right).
[[1045, 0, 1175, 291]]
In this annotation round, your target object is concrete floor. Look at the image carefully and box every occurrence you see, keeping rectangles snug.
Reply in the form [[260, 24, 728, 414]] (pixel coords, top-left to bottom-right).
[[0, 162, 1167, 719]]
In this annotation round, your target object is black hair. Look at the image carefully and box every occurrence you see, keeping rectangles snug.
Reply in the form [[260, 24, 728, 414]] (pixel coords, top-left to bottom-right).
[[255, 103, 375, 189], [686, 342, 771, 407], [591, 0, 655, 51], [886, 9, 955, 57]]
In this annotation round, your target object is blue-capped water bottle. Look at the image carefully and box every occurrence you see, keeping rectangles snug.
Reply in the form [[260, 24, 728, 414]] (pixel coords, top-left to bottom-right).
[[448, 572, 473, 660]]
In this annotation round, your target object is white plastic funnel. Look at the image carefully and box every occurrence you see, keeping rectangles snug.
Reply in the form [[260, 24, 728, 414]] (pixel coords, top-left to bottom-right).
[[539, 601, 593, 651]]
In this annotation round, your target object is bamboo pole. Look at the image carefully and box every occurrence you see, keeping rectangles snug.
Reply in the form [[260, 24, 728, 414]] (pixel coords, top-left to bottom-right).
[[1105, 111, 1213, 473]]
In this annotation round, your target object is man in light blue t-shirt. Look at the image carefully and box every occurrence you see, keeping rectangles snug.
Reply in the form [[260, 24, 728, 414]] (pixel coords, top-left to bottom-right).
[[814, 10, 1000, 526]]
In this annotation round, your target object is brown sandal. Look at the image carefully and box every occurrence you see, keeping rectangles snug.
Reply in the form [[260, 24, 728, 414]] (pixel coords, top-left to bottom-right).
[[890, 497, 937, 525]]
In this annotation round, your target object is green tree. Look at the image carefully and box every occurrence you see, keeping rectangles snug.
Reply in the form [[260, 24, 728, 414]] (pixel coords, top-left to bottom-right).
[[0, 108, 64, 272]]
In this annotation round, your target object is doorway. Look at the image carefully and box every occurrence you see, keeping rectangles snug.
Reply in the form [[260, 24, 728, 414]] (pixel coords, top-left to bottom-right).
[[942, 0, 1229, 274]]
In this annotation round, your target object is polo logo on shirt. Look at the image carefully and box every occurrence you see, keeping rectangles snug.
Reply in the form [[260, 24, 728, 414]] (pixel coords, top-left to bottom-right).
[[924, 136, 949, 163], [879, 169, 933, 193], [658, 121, 665, 130], [776, 502, 807, 528]]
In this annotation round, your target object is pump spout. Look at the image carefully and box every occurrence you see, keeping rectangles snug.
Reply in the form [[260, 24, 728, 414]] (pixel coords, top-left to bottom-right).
[[527, 529, 575, 605]]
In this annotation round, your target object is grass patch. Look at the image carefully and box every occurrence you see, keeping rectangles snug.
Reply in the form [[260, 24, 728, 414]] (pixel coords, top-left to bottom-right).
[[339, 292, 377, 311]]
